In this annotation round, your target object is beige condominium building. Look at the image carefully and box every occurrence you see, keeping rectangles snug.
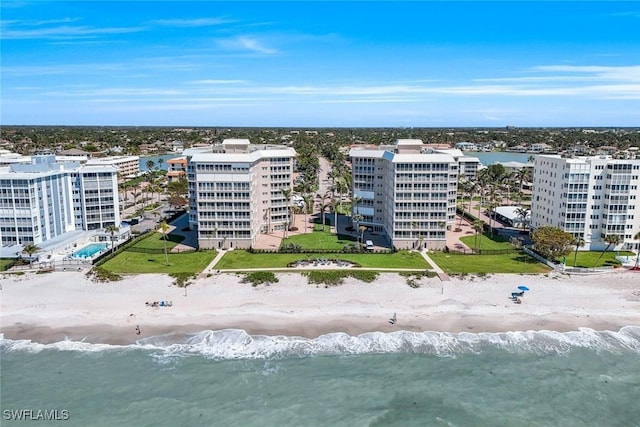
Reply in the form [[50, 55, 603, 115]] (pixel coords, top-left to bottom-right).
[[86, 156, 140, 180], [531, 155, 640, 252], [166, 156, 187, 182], [349, 139, 458, 250], [184, 139, 296, 250]]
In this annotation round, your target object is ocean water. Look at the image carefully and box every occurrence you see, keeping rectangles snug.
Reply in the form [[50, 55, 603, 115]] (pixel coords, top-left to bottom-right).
[[464, 151, 535, 166], [139, 154, 176, 171], [2, 328, 640, 427]]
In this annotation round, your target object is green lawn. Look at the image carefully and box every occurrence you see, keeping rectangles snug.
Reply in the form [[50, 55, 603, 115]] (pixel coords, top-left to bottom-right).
[[130, 232, 185, 251], [99, 231, 212, 274], [429, 252, 551, 274], [561, 251, 635, 268], [0, 258, 14, 271], [215, 250, 429, 269], [459, 233, 514, 250], [100, 250, 215, 274], [282, 227, 356, 250]]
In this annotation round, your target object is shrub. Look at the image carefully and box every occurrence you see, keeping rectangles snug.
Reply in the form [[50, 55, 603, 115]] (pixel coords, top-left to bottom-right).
[[170, 272, 195, 288], [279, 243, 302, 253], [305, 270, 346, 286], [86, 267, 122, 282], [305, 270, 379, 286], [406, 278, 420, 288], [349, 270, 378, 283], [241, 271, 279, 287]]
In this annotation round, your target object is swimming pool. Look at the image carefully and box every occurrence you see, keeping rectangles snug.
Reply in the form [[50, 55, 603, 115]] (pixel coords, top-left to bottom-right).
[[72, 243, 107, 259]]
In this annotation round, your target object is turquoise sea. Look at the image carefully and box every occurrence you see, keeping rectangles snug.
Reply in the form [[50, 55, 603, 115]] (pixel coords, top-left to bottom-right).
[[139, 154, 177, 171], [463, 151, 535, 166], [2, 327, 640, 426]]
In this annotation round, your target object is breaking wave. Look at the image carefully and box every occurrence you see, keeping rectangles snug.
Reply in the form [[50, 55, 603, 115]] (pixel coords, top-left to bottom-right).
[[2, 326, 640, 360]]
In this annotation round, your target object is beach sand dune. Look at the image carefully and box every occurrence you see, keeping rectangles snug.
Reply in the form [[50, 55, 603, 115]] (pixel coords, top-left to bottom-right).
[[1, 270, 639, 344]]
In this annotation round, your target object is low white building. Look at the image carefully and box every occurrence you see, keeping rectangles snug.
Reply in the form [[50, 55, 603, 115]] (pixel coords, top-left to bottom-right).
[[492, 206, 531, 229]]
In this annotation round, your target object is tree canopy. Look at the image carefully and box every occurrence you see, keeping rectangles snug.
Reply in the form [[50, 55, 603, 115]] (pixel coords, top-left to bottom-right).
[[531, 226, 574, 260]]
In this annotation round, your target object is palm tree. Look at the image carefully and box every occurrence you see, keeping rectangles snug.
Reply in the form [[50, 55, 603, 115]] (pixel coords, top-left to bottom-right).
[[131, 188, 141, 210], [513, 168, 531, 195], [147, 182, 162, 205], [22, 243, 40, 268], [475, 172, 490, 220], [486, 186, 502, 237], [302, 194, 313, 234], [514, 207, 530, 232], [335, 176, 349, 213], [596, 234, 621, 264], [358, 225, 367, 248], [572, 237, 585, 267], [633, 231, 640, 270], [160, 221, 170, 266], [473, 220, 484, 251], [351, 194, 362, 232], [146, 159, 156, 172], [316, 192, 329, 231], [465, 181, 477, 225], [105, 225, 119, 254], [353, 213, 363, 242], [330, 197, 340, 234], [118, 182, 128, 204]]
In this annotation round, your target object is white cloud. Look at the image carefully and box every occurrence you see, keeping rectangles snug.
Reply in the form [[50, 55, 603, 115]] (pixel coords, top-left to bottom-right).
[[1, 24, 144, 39], [217, 36, 278, 54], [532, 65, 640, 82], [187, 79, 247, 85], [152, 17, 234, 27]]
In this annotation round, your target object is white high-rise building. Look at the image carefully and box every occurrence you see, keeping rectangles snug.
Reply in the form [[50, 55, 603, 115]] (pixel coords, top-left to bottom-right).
[[0, 155, 120, 247], [531, 155, 640, 251], [349, 139, 458, 250], [184, 139, 296, 249]]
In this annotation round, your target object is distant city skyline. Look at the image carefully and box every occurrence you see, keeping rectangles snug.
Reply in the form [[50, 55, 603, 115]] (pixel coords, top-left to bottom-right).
[[1, 1, 639, 127]]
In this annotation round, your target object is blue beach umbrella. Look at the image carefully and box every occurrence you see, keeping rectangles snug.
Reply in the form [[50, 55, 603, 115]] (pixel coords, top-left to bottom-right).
[[518, 286, 530, 291]]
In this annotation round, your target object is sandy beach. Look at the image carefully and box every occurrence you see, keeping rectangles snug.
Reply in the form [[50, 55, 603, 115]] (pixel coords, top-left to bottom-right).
[[1, 270, 639, 344]]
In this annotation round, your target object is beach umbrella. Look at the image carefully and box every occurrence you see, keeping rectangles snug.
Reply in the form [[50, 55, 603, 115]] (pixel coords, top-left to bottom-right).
[[518, 286, 530, 291]]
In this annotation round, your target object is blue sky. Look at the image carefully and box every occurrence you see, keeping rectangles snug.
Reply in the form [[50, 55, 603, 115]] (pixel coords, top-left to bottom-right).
[[1, 1, 639, 127]]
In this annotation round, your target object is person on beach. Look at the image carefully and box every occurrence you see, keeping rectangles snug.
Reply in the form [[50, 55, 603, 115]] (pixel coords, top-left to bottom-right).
[[389, 313, 397, 325], [135, 325, 141, 335]]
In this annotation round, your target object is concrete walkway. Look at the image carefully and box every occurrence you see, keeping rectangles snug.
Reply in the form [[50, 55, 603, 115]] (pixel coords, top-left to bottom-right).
[[198, 249, 229, 278], [418, 250, 450, 281]]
